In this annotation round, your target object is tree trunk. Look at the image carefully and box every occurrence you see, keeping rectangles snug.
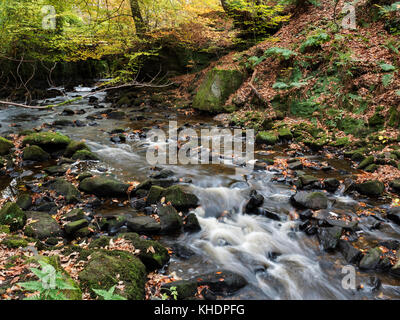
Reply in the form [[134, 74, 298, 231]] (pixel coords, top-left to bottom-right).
[[129, 0, 147, 37]]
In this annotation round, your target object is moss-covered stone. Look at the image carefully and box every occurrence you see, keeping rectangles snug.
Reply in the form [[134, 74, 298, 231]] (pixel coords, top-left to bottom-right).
[[193, 68, 244, 113], [22, 145, 50, 162], [0, 137, 13, 156], [0, 225, 10, 234], [79, 175, 129, 198], [46, 178, 81, 204], [22, 132, 71, 152], [0, 202, 26, 231], [161, 186, 199, 211], [64, 219, 89, 235], [146, 185, 165, 205], [16, 194, 32, 210], [256, 131, 279, 145], [357, 155, 374, 169], [24, 211, 62, 240], [157, 205, 183, 234], [278, 127, 293, 140], [355, 180, 385, 197], [64, 141, 90, 158], [64, 208, 85, 222], [78, 250, 146, 300], [304, 136, 329, 151], [71, 150, 99, 161], [365, 164, 378, 172], [1, 235, 29, 248], [331, 137, 351, 148], [120, 233, 170, 271]]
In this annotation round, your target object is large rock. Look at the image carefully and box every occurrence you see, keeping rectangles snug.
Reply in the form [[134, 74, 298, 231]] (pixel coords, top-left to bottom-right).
[[64, 219, 89, 235], [317, 226, 342, 251], [196, 270, 247, 296], [22, 131, 71, 152], [291, 191, 328, 210], [389, 179, 400, 194], [157, 205, 183, 234], [126, 216, 161, 234], [355, 180, 385, 197], [79, 176, 129, 198], [359, 247, 382, 270], [193, 68, 244, 113], [22, 145, 50, 161], [337, 240, 362, 264], [71, 150, 99, 161], [24, 211, 62, 239], [64, 141, 90, 158], [46, 178, 81, 204], [0, 137, 13, 156], [162, 186, 199, 211], [386, 207, 400, 225], [120, 233, 170, 271], [161, 280, 198, 300], [0, 202, 26, 231], [78, 250, 147, 300]]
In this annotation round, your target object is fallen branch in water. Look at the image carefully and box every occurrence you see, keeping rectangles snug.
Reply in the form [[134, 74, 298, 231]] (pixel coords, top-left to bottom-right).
[[0, 78, 174, 110]]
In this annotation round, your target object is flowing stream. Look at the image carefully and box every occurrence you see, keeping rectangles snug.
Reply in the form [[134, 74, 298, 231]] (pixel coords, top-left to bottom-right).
[[1, 85, 400, 300]]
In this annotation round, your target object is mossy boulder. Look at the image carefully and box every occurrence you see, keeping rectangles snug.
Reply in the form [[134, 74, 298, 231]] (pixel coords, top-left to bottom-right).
[[79, 175, 129, 198], [278, 127, 293, 140], [1, 235, 29, 248], [161, 280, 198, 300], [157, 205, 183, 234], [78, 250, 147, 300], [161, 186, 199, 211], [355, 180, 385, 197], [0, 202, 26, 231], [291, 191, 328, 210], [71, 150, 99, 161], [390, 179, 400, 193], [146, 185, 165, 205], [304, 136, 329, 151], [357, 156, 374, 170], [120, 233, 170, 271], [331, 137, 350, 148], [64, 219, 89, 235], [359, 247, 382, 270], [193, 68, 244, 113], [22, 145, 50, 162], [24, 211, 63, 240], [0, 225, 10, 234], [0, 137, 13, 156], [16, 194, 32, 210], [64, 141, 90, 158], [256, 131, 279, 145], [22, 132, 71, 152], [46, 178, 81, 204], [64, 208, 85, 222]]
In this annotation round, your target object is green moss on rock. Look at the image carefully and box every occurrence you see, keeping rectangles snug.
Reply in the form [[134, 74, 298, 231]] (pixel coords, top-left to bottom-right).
[[0, 202, 26, 231], [64, 141, 90, 158], [193, 68, 244, 113], [22, 145, 50, 162], [256, 131, 279, 145], [0, 137, 13, 156], [22, 132, 71, 152], [78, 250, 146, 300], [2, 235, 29, 248], [71, 150, 99, 161]]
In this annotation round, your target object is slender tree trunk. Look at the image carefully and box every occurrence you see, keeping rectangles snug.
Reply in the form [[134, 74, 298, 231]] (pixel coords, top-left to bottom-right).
[[220, 0, 231, 13], [129, 0, 147, 37]]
